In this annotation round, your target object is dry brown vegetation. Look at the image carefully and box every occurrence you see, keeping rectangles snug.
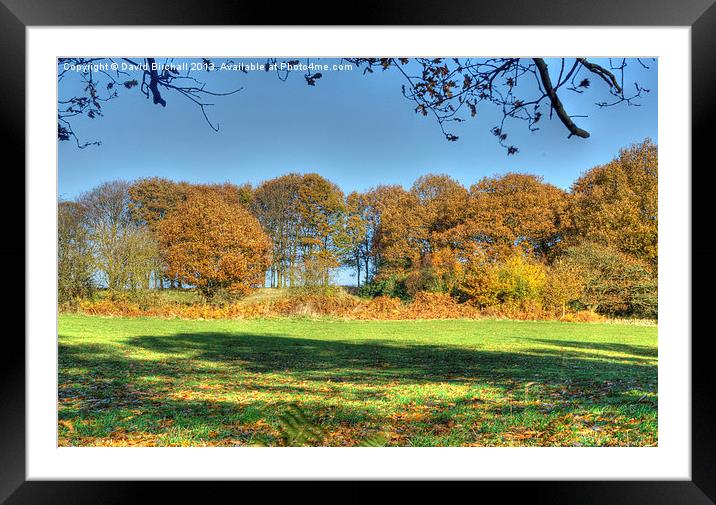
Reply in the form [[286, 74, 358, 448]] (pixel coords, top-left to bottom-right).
[[72, 288, 611, 322]]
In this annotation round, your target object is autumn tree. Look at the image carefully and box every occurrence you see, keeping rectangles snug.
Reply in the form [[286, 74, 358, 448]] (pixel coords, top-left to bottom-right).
[[568, 139, 658, 270], [369, 184, 424, 277], [128, 178, 255, 288], [459, 173, 569, 260], [58, 200, 95, 302], [129, 178, 254, 228], [157, 192, 271, 299], [411, 174, 469, 251], [252, 174, 304, 288], [397, 175, 471, 294], [364, 177, 473, 295], [128, 177, 192, 230], [190, 181, 254, 208], [127, 177, 190, 288], [296, 174, 346, 286], [252, 173, 346, 288]]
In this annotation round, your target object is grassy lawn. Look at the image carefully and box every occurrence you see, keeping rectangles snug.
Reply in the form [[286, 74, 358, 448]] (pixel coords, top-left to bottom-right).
[[58, 314, 657, 447]]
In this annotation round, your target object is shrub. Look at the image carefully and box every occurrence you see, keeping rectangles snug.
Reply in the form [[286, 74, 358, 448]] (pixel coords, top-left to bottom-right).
[[558, 241, 657, 318], [460, 254, 501, 307], [494, 253, 546, 304], [628, 278, 659, 319], [460, 250, 547, 309], [358, 275, 411, 301], [542, 260, 585, 317], [559, 310, 606, 323]]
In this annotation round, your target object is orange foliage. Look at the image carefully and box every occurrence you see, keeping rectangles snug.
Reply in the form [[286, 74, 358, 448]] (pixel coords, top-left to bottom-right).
[[157, 192, 272, 299], [568, 139, 657, 269], [460, 173, 569, 259], [368, 185, 424, 273], [67, 141, 658, 319], [77, 291, 483, 320], [76, 290, 573, 320]]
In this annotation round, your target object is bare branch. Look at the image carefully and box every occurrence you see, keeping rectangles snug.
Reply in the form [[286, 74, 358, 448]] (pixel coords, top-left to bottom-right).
[[533, 58, 590, 139]]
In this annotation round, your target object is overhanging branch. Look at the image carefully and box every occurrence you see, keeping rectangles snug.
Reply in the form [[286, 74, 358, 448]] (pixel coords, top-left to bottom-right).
[[533, 58, 590, 139]]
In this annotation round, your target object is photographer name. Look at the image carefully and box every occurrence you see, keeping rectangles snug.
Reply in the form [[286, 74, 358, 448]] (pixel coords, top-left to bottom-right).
[[62, 61, 194, 73]]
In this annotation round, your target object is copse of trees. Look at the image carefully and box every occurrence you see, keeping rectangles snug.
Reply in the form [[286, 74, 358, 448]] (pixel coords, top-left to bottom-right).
[[252, 173, 346, 289], [58, 139, 658, 318], [77, 181, 160, 291]]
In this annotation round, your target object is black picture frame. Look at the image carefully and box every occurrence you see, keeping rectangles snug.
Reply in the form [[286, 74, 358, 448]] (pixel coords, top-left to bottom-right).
[[3, 0, 715, 503]]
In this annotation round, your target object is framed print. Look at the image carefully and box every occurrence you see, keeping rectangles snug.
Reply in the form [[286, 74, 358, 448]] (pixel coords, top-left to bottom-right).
[[4, 0, 716, 503]]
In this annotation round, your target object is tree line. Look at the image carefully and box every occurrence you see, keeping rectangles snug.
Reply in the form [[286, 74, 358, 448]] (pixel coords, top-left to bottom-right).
[[59, 138, 657, 318]]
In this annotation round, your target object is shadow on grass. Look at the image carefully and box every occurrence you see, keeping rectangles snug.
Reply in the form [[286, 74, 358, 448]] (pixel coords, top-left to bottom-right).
[[522, 337, 658, 360], [133, 332, 655, 380], [59, 331, 657, 402], [58, 330, 657, 445]]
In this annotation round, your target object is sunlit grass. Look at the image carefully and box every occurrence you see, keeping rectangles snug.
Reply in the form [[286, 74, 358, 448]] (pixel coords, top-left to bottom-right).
[[58, 314, 657, 447]]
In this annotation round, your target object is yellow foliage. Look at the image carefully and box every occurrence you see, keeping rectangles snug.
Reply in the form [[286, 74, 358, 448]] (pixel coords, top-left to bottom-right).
[[461, 249, 546, 308], [559, 310, 606, 323], [495, 252, 547, 304]]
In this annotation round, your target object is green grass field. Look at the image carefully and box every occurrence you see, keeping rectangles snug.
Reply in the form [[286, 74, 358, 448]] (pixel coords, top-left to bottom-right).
[[58, 314, 657, 447]]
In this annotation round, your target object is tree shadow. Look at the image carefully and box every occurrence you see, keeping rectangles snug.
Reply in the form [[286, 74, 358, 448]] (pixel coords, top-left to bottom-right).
[[58, 330, 657, 446], [520, 337, 658, 360], [61, 330, 657, 393]]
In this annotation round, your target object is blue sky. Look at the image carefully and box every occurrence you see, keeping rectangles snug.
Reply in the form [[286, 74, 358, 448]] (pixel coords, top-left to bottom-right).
[[58, 57, 657, 201]]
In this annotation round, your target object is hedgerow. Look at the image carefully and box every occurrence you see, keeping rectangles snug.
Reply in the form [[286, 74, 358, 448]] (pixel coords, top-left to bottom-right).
[[71, 288, 624, 322]]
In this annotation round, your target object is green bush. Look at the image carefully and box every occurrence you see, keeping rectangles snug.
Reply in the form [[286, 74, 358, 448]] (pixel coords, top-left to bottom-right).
[[629, 278, 659, 319], [558, 241, 657, 318], [358, 275, 411, 301]]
